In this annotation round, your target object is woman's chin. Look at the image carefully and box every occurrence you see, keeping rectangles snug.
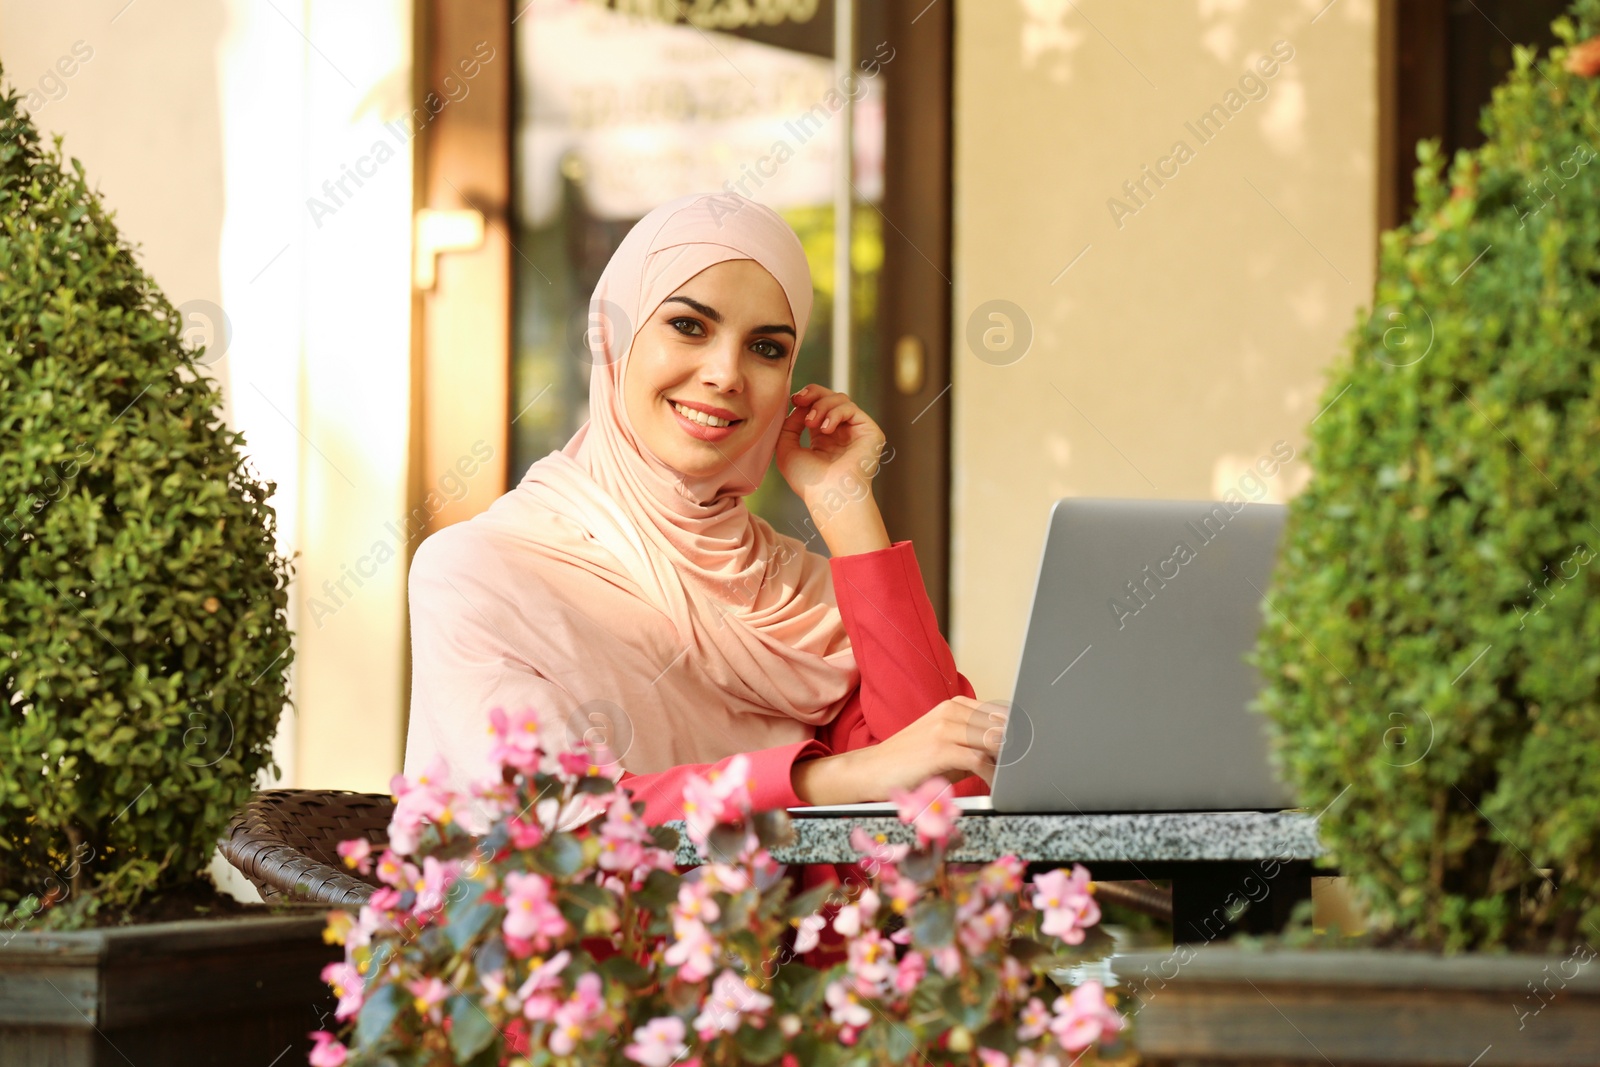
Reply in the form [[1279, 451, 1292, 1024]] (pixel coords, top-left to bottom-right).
[[650, 441, 735, 481]]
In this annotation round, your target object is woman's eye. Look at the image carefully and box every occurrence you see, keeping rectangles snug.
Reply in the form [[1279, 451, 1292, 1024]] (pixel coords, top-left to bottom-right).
[[751, 339, 787, 360], [668, 316, 704, 336]]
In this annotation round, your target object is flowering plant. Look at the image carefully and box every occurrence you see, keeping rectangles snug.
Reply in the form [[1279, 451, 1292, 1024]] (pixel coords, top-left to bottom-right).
[[312, 708, 1126, 1066]]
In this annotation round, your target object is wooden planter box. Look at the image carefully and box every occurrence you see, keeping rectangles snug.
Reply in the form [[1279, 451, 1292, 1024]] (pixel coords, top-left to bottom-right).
[[0, 912, 340, 1066], [1111, 947, 1600, 1066]]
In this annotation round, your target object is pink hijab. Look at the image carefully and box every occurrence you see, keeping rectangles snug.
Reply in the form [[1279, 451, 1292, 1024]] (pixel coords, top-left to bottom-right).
[[403, 192, 859, 792]]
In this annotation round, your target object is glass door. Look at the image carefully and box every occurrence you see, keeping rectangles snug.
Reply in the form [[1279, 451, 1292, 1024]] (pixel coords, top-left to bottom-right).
[[410, 0, 955, 622], [507, 0, 891, 554]]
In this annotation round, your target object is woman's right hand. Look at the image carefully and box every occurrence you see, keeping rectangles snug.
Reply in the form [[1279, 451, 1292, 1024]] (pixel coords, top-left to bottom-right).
[[792, 697, 1010, 805]]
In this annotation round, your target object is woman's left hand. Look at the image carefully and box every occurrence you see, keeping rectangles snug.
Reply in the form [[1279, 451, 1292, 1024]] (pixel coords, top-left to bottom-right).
[[775, 384, 889, 513]]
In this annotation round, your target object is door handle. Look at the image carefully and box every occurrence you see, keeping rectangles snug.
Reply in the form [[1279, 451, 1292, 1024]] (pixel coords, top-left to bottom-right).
[[894, 334, 925, 395], [414, 208, 486, 290]]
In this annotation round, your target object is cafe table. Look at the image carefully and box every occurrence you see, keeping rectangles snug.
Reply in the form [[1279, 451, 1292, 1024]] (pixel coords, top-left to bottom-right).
[[665, 808, 1325, 945]]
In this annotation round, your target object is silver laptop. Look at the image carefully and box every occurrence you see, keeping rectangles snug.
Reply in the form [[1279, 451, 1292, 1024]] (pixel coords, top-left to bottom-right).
[[790, 498, 1295, 816]]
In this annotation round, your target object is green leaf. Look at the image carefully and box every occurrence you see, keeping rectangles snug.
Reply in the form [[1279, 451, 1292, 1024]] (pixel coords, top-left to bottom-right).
[[538, 833, 585, 878], [706, 823, 751, 863], [884, 1019, 918, 1063], [736, 1021, 787, 1064], [636, 868, 683, 910], [751, 809, 796, 850], [599, 953, 652, 989], [444, 899, 498, 952], [781, 882, 834, 921], [909, 897, 955, 947], [1006, 936, 1049, 962], [355, 982, 405, 1048], [448, 994, 497, 1059], [773, 960, 824, 1010]]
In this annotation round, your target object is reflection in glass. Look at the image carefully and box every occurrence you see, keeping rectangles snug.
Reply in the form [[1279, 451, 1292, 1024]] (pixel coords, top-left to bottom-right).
[[510, 0, 886, 552]]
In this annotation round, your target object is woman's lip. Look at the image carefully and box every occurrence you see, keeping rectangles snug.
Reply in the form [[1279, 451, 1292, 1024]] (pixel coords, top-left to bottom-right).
[[666, 397, 742, 442], [667, 397, 743, 421]]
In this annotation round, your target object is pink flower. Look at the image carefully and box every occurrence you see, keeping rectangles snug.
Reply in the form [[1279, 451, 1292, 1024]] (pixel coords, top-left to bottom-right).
[[502, 871, 567, 947], [1017, 995, 1052, 1041], [598, 797, 648, 872], [1000, 955, 1030, 1000], [929, 943, 962, 978], [367, 886, 401, 912], [894, 950, 926, 994], [846, 928, 897, 996], [487, 706, 544, 773], [977, 855, 1025, 900], [850, 826, 910, 867], [792, 911, 828, 954], [342, 907, 377, 951], [882, 871, 922, 916], [413, 856, 457, 916], [664, 918, 718, 982], [556, 747, 623, 798], [977, 1050, 1010, 1067], [832, 887, 879, 937], [890, 776, 958, 845], [1050, 981, 1125, 1053], [372, 850, 408, 888], [824, 979, 873, 1028], [513, 949, 572, 1021], [307, 1031, 348, 1067], [664, 879, 722, 979], [407, 976, 451, 1022], [958, 900, 1012, 955], [625, 1016, 690, 1067], [480, 967, 511, 1007], [335, 838, 372, 875], [681, 754, 754, 846], [693, 969, 774, 1037], [506, 815, 544, 849], [319, 961, 364, 1021], [1031, 865, 1099, 945], [388, 756, 454, 854], [549, 973, 605, 1056]]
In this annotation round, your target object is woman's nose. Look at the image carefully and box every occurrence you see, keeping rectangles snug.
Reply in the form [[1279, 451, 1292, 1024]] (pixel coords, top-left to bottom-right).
[[698, 340, 744, 392]]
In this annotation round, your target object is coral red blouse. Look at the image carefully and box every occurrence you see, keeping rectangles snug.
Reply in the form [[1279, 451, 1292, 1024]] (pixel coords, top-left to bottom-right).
[[616, 539, 991, 825]]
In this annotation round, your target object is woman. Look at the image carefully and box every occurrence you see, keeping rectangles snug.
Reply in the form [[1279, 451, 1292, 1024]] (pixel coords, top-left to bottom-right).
[[403, 190, 1004, 831]]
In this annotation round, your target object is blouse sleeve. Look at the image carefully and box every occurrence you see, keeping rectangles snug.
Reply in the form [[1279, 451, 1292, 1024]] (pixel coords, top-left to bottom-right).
[[618, 739, 830, 826], [825, 540, 979, 746]]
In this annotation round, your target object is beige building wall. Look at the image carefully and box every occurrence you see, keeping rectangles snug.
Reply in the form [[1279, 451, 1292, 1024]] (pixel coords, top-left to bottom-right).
[[4, 0, 1379, 798], [950, 0, 1378, 699], [0, 1, 415, 797]]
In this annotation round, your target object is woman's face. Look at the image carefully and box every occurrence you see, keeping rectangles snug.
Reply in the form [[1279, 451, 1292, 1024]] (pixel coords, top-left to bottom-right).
[[622, 258, 797, 479]]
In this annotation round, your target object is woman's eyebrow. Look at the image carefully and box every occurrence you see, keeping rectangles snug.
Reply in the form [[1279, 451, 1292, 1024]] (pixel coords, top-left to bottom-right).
[[663, 295, 796, 338]]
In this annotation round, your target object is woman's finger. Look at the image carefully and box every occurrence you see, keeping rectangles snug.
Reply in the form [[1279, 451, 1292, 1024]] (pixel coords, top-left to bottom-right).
[[791, 383, 834, 407], [811, 399, 859, 433], [803, 392, 854, 427]]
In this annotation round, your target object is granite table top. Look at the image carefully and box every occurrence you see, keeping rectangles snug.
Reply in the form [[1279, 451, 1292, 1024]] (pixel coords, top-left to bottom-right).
[[664, 810, 1322, 867]]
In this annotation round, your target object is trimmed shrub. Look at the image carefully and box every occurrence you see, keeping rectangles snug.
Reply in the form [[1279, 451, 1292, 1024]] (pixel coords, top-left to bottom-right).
[[0, 64, 293, 928], [1251, 2, 1600, 952]]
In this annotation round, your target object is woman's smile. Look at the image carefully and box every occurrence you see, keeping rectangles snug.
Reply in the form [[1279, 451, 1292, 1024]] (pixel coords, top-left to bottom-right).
[[664, 395, 745, 442], [622, 257, 795, 476]]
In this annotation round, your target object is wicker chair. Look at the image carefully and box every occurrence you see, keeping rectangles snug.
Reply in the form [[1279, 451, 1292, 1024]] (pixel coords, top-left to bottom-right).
[[219, 788, 1173, 921], [220, 789, 394, 905]]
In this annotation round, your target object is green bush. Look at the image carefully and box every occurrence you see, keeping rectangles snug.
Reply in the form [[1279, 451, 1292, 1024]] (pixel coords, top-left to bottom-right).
[[0, 65, 293, 928], [1252, 2, 1600, 952]]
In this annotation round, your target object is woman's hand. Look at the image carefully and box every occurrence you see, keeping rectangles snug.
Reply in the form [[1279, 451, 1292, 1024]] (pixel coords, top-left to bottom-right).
[[775, 384, 892, 555], [791, 697, 1010, 805], [775, 384, 888, 511]]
